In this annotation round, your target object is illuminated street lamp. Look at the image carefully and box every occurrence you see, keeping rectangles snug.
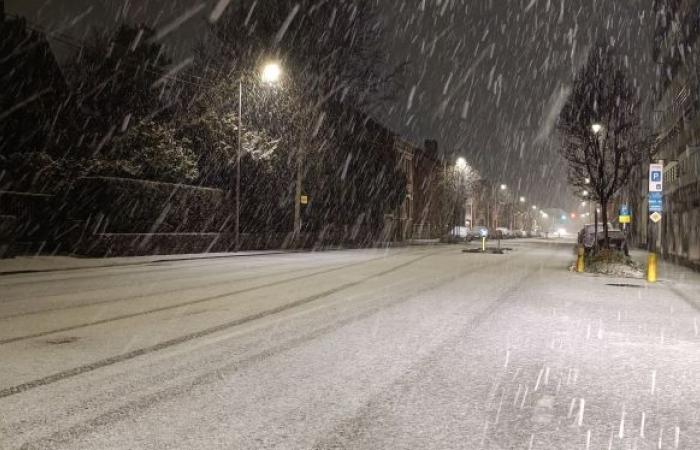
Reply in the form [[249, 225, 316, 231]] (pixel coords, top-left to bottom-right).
[[532, 205, 537, 210], [500, 184, 508, 191], [519, 196, 526, 203], [591, 123, 603, 135], [236, 62, 283, 250], [261, 62, 282, 84], [456, 157, 467, 170]]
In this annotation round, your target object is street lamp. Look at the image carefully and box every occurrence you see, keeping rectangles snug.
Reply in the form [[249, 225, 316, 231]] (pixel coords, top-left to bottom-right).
[[519, 196, 526, 203], [452, 157, 468, 238], [456, 157, 467, 170], [261, 62, 282, 84], [500, 184, 508, 191], [591, 123, 603, 135], [236, 62, 283, 251]]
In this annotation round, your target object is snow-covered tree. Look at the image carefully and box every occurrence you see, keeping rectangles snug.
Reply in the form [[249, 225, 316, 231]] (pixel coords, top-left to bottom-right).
[[557, 42, 646, 249], [88, 120, 199, 183]]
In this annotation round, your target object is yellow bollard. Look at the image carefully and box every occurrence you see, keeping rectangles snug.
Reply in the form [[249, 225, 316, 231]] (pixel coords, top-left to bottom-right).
[[481, 237, 486, 252], [647, 253, 657, 283], [577, 246, 585, 273]]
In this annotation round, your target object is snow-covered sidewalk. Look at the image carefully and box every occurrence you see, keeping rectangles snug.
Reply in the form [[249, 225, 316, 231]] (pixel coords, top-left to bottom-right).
[[0, 251, 286, 275], [628, 249, 700, 310]]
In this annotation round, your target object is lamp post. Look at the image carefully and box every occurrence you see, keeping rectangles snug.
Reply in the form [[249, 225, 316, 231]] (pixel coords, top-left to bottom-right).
[[453, 158, 468, 238], [236, 62, 282, 251], [590, 123, 603, 251]]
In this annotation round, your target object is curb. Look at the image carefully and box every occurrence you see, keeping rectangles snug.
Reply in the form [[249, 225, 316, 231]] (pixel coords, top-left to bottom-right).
[[0, 251, 289, 276]]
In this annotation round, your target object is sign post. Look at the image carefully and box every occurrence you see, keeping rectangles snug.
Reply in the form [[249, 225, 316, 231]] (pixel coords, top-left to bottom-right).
[[647, 163, 664, 282], [618, 205, 631, 225]]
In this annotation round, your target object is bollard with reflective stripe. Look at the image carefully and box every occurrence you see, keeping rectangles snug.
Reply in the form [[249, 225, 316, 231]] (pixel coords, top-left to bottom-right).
[[647, 253, 657, 283], [577, 246, 585, 273]]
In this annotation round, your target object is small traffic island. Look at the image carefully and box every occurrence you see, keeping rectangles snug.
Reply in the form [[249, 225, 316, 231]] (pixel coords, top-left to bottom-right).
[[462, 247, 512, 255], [571, 248, 646, 279]]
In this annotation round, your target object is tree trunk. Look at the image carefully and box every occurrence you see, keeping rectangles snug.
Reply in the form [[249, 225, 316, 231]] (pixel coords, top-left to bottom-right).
[[601, 199, 610, 249]]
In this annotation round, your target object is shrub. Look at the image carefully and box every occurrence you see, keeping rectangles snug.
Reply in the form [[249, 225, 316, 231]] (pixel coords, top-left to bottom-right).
[[87, 120, 199, 183]]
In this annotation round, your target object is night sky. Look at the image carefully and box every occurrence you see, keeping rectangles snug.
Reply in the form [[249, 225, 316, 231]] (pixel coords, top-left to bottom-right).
[[6, 0, 655, 210]]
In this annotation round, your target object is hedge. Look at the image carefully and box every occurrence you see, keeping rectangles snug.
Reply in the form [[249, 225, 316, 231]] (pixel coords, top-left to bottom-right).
[[64, 177, 234, 234], [0, 215, 17, 258], [0, 190, 56, 241]]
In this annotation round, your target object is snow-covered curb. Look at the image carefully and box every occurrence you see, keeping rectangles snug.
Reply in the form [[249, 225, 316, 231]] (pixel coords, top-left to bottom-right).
[[569, 260, 646, 279]]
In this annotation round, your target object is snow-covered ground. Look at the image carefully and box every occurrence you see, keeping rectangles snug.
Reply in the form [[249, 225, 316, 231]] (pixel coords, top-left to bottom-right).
[[0, 242, 698, 449]]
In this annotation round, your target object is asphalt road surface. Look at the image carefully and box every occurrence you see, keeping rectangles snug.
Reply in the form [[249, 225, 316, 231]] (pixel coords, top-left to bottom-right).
[[1, 241, 699, 449]]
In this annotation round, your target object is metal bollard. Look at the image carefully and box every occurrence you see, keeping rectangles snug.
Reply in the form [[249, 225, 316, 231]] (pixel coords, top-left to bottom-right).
[[577, 246, 585, 273], [647, 253, 657, 283]]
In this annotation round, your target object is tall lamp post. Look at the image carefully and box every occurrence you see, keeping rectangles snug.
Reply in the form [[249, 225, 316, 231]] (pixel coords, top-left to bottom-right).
[[455, 158, 468, 237], [235, 62, 282, 251], [590, 123, 603, 250]]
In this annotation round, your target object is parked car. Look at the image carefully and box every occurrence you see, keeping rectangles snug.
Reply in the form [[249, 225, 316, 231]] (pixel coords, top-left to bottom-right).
[[449, 226, 469, 239], [493, 227, 512, 239], [466, 226, 489, 241], [577, 223, 628, 255], [513, 229, 527, 238]]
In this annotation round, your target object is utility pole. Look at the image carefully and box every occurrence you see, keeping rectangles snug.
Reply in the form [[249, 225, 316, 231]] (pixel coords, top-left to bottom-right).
[[293, 149, 303, 239], [236, 80, 242, 252]]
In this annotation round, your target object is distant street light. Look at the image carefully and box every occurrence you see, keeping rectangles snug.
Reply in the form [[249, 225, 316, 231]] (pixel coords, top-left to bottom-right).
[[591, 123, 603, 134], [261, 62, 282, 84], [584, 177, 591, 184], [582, 190, 589, 197], [236, 62, 283, 250], [519, 196, 526, 203], [532, 205, 537, 210], [456, 157, 467, 170], [500, 184, 508, 191]]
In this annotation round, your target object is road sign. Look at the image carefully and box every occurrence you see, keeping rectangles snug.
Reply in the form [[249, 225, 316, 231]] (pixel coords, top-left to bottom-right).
[[649, 192, 663, 213], [649, 163, 664, 192], [650, 212, 662, 223], [619, 205, 631, 224]]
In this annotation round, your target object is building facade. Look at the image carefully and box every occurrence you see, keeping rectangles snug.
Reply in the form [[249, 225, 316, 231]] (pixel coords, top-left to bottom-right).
[[645, 0, 700, 268]]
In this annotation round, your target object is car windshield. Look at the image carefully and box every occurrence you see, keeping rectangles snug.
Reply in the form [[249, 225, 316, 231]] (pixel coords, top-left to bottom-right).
[[2, 1, 699, 449]]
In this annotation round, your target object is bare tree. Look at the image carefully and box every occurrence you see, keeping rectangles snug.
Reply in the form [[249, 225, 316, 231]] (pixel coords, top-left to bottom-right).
[[557, 42, 645, 250]]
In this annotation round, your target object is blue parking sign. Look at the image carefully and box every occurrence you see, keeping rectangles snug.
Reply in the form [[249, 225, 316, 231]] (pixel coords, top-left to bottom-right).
[[649, 192, 663, 213]]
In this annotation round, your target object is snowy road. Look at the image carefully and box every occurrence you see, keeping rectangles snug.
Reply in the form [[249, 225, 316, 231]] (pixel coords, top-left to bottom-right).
[[1, 241, 699, 449]]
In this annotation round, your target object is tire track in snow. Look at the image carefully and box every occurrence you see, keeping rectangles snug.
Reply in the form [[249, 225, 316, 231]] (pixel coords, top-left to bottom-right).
[[0, 249, 443, 398], [0, 253, 403, 320], [0, 249, 430, 344], [11, 255, 511, 448]]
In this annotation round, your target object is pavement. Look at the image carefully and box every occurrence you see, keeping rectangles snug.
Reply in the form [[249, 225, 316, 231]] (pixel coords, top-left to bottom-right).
[[0, 251, 287, 275], [0, 242, 698, 449]]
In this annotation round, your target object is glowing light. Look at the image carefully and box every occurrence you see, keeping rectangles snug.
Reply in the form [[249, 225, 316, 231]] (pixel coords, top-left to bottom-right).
[[261, 62, 282, 84]]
